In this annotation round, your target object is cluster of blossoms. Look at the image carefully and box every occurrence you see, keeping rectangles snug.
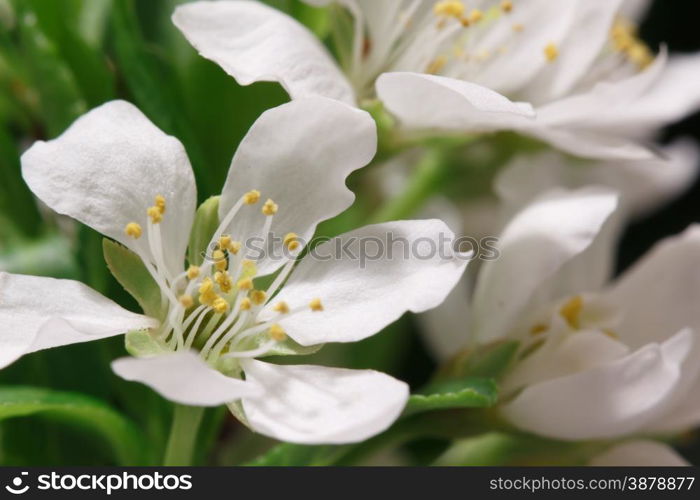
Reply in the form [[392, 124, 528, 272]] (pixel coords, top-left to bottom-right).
[[2, 0, 700, 465]]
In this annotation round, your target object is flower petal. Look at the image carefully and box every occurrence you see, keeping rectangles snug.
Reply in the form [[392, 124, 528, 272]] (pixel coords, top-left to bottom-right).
[[471, 188, 618, 343], [172, 0, 354, 104], [260, 219, 470, 345], [21, 100, 197, 278], [241, 359, 408, 444], [112, 350, 260, 406], [590, 441, 689, 466], [0, 272, 156, 369], [376, 72, 535, 132], [502, 329, 696, 440], [605, 225, 700, 348], [218, 97, 376, 275]]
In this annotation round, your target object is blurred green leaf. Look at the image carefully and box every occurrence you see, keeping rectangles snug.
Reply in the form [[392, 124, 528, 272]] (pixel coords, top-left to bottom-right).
[[0, 127, 41, 236], [188, 196, 219, 266], [246, 442, 345, 466], [406, 377, 498, 414], [0, 232, 78, 278], [0, 386, 145, 465], [103, 238, 161, 318]]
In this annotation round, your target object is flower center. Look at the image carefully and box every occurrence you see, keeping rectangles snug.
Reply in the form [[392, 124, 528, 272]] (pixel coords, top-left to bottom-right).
[[122, 191, 324, 372]]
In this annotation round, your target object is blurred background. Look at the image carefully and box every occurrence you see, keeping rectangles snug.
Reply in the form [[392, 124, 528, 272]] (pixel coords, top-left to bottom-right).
[[0, 0, 699, 465]]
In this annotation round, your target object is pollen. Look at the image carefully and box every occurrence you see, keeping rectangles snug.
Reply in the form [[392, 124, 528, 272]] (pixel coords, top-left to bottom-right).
[[250, 289, 267, 305], [212, 249, 228, 271], [427, 55, 448, 74], [239, 297, 252, 311], [262, 198, 278, 216], [228, 241, 242, 255], [243, 190, 261, 205], [218, 235, 232, 250], [309, 298, 324, 312], [500, 1, 513, 13], [544, 43, 559, 62], [560, 295, 584, 330], [147, 206, 163, 223], [187, 265, 200, 280], [269, 324, 287, 341], [433, 1, 464, 19], [179, 294, 194, 308], [512, 23, 524, 32], [237, 277, 253, 291], [469, 9, 483, 23], [215, 271, 233, 293], [198, 278, 219, 307], [284, 232, 300, 251], [212, 297, 229, 314], [273, 301, 290, 314], [529, 323, 548, 336], [124, 222, 142, 239], [154, 195, 166, 214]]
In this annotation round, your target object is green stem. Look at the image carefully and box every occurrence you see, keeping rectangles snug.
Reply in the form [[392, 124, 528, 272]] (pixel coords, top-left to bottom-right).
[[369, 148, 448, 224], [163, 404, 205, 466]]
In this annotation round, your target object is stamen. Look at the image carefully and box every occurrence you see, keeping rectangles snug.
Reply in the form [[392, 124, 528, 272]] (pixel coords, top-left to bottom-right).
[[250, 290, 267, 306], [212, 249, 228, 272], [529, 323, 548, 336], [218, 235, 233, 250], [186, 265, 200, 280], [243, 189, 261, 205], [427, 55, 448, 74], [179, 294, 194, 308], [273, 301, 290, 314], [147, 206, 163, 224], [212, 297, 229, 314], [229, 241, 242, 255], [500, 1, 513, 13], [262, 198, 278, 216], [469, 9, 483, 23], [512, 23, 524, 32], [560, 295, 584, 329], [433, 1, 464, 19], [239, 297, 252, 311], [237, 277, 254, 291], [154, 195, 166, 214], [124, 222, 142, 239], [269, 324, 287, 341], [544, 43, 559, 62], [283, 232, 300, 251], [309, 298, 324, 312], [215, 271, 233, 293]]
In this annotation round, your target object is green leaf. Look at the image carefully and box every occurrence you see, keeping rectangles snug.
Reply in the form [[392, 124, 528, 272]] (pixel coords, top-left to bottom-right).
[[103, 238, 162, 318], [246, 442, 345, 466], [464, 340, 520, 378], [406, 377, 498, 415], [125, 330, 166, 357], [188, 196, 220, 266], [252, 334, 324, 358], [0, 386, 145, 465]]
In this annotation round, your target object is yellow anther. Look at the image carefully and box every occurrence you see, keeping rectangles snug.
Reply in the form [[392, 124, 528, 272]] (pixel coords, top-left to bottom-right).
[[433, 0, 464, 18], [284, 233, 300, 251], [124, 222, 142, 239], [560, 295, 584, 330], [243, 190, 261, 205], [269, 324, 287, 341], [154, 195, 166, 214], [529, 323, 548, 336], [218, 235, 232, 250], [212, 297, 229, 314], [628, 42, 653, 69], [215, 271, 233, 293], [239, 297, 252, 311], [469, 9, 483, 23], [250, 290, 267, 305], [426, 55, 448, 74], [237, 277, 253, 291], [309, 298, 324, 312], [199, 277, 214, 295], [147, 206, 163, 223], [228, 240, 242, 255], [179, 294, 194, 308], [512, 23, 524, 32], [273, 301, 290, 314], [198, 278, 218, 306], [262, 198, 278, 216], [212, 249, 227, 271], [544, 43, 559, 62], [187, 265, 200, 280], [501, 1, 513, 12]]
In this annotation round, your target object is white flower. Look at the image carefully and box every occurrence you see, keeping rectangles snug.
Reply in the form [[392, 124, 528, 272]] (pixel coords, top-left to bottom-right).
[[590, 440, 689, 466], [172, 0, 700, 160], [1, 98, 469, 444], [421, 187, 700, 441]]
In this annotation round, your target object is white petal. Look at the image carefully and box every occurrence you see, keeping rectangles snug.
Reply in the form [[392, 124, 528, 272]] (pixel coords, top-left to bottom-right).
[[590, 441, 689, 466], [112, 350, 260, 406], [605, 225, 700, 349], [502, 329, 695, 440], [241, 359, 408, 444], [260, 219, 470, 345], [376, 72, 535, 132], [471, 188, 618, 343], [621, 0, 653, 22], [172, 0, 355, 104], [496, 140, 700, 220], [524, 0, 625, 102], [21, 100, 197, 278], [0, 272, 156, 369], [218, 97, 376, 275], [525, 127, 655, 161]]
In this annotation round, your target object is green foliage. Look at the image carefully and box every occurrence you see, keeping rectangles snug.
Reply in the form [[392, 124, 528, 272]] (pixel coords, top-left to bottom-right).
[[407, 377, 499, 415], [188, 196, 220, 266]]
